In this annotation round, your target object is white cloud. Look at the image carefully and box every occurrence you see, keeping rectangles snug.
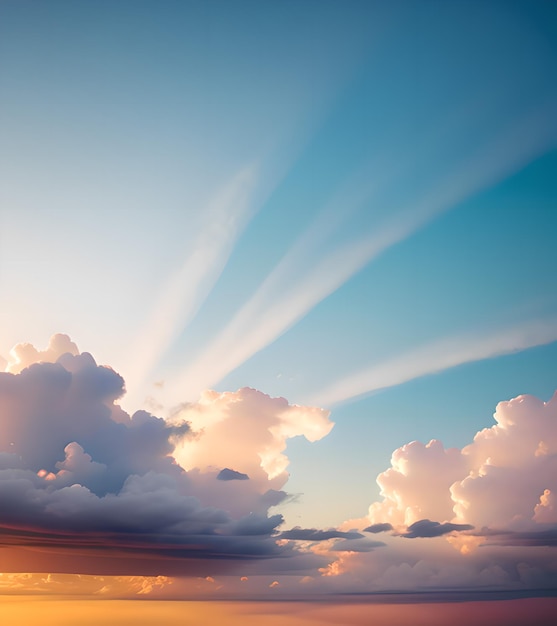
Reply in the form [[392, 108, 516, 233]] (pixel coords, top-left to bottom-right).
[[366, 390, 557, 534], [311, 318, 557, 406], [168, 91, 557, 404], [6, 333, 78, 373], [122, 165, 259, 405]]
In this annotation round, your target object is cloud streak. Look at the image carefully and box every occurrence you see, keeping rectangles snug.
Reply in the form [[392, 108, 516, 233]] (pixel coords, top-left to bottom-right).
[[401, 519, 474, 539], [123, 165, 258, 404], [169, 93, 557, 403], [311, 317, 557, 406]]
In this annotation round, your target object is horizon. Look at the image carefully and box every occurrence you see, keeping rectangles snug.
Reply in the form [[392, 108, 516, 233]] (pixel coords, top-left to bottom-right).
[[1, 1, 556, 624]]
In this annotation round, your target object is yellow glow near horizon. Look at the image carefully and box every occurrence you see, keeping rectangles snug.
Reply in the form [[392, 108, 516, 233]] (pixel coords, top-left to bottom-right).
[[1, 598, 557, 626]]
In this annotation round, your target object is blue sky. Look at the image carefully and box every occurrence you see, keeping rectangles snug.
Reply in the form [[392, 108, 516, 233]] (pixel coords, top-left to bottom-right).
[[1, 0, 557, 602]]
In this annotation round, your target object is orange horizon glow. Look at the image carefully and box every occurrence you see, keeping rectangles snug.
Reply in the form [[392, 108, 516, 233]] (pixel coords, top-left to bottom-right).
[[1, 597, 556, 626]]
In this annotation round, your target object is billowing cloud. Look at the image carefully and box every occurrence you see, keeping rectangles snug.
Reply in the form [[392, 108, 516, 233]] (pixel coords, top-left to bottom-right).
[[173, 389, 333, 477], [5, 333, 79, 373], [367, 439, 467, 529], [2, 334, 556, 598], [302, 390, 557, 597], [365, 391, 557, 548], [0, 336, 332, 576], [451, 393, 557, 532]]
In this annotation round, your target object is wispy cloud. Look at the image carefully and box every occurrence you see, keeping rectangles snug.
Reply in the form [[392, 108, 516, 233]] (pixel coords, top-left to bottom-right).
[[310, 317, 557, 406], [123, 165, 258, 403], [168, 96, 557, 403]]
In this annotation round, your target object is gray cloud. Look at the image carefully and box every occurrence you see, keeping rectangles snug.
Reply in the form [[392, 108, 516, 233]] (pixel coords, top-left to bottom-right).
[[402, 519, 475, 538], [217, 468, 250, 481], [0, 343, 306, 574], [329, 538, 386, 552], [278, 527, 364, 541], [480, 525, 557, 548], [364, 522, 394, 534]]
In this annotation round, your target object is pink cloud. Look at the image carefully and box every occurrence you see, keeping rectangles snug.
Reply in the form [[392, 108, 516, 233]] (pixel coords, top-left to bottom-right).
[[0, 335, 331, 576]]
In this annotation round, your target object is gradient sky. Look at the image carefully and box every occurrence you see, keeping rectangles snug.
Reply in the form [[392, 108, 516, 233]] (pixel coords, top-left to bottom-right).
[[1, 0, 557, 620]]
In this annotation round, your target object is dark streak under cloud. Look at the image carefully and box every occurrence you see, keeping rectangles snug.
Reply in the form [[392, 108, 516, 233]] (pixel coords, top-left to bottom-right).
[[402, 519, 474, 538], [479, 525, 557, 547], [364, 523, 394, 534], [217, 468, 250, 481], [0, 350, 304, 574], [278, 527, 364, 541]]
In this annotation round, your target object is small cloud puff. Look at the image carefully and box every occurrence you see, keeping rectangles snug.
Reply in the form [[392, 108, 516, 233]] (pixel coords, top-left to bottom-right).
[[363, 522, 393, 534], [6, 333, 79, 373], [279, 527, 364, 541], [401, 519, 474, 539], [217, 468, 250, 481]]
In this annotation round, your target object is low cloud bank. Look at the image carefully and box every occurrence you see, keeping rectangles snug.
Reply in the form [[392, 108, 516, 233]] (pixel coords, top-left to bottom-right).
[[2, 334, 556, 598], [0, 335, 332, 575]]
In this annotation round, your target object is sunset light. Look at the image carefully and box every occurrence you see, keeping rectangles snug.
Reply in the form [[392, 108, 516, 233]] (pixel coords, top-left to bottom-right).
[[1, 1, 556, 624]]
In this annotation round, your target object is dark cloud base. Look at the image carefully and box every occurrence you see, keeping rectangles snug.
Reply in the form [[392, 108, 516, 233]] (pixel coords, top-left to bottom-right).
[[0, 349, 305, 575]]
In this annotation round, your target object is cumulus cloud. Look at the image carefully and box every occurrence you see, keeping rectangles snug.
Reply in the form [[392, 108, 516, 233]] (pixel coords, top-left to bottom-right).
[[172, 388, 333, 480], [366, 392, 557, 539], [5, 333, 79, 373], [2, 334, 556, 598], [368, 439, 467, 529], [0, 335, 332, 576], [451, 393, 557, 531], [302, 390, 557, 598]]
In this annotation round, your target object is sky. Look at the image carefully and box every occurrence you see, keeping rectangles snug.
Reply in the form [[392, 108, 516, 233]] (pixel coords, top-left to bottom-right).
[[1, 0, 557, 623]]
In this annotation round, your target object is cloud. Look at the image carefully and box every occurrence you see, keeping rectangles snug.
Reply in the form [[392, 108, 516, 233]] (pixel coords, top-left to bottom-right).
[[329, 538, 386, 552], [122, 165, 259, 404], [366, 391, 557, 537], [0, 335, 331, 576], [217, 468, 250, 481], [311, 319, 557, 406], [168, 83, 557, 404], [171, 387, 333, 488], [364, 523, 393, 534], [367, 439, 468, 529], [401, 519, 474, 539], [5, 333, 79, 373], [308, 389, 557, 597], [2, 335, 556, 597], [481, 526, 557, 548], [0, 572, 173, 597], [278, 528, 364, 541]]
